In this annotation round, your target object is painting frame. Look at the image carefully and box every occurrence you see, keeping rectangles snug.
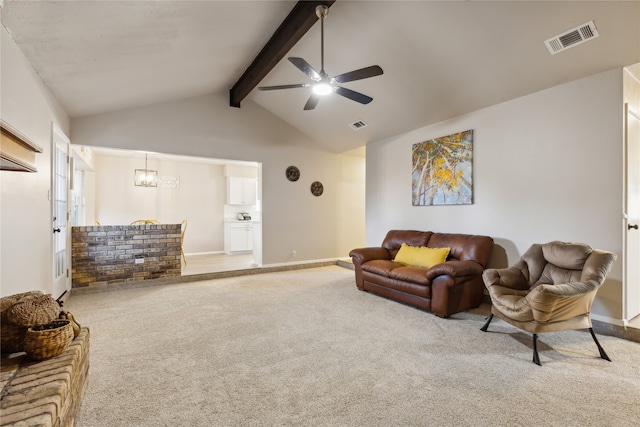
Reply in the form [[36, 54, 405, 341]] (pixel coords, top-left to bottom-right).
[[412, 129, 473, 206]]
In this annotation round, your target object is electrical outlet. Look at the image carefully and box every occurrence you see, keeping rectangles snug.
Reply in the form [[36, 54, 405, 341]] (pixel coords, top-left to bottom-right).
[[292, 250, 297, 257], [134, 255, 144, 264]]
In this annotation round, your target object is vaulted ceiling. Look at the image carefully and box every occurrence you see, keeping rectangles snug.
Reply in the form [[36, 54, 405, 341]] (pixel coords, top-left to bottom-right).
[[2, 1, 639, 154]]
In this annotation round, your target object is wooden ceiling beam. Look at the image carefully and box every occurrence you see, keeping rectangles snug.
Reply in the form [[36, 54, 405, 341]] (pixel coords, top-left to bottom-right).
[[229, 0, 335, 108]]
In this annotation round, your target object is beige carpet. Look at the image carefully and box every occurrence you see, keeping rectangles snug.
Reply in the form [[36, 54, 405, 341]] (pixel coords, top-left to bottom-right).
[[65, 266, 640, 427]]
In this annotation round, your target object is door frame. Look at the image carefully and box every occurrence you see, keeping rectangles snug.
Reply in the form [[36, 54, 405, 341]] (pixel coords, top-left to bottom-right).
[[623, 103, 640, 325], [51, 123, 71, 299]]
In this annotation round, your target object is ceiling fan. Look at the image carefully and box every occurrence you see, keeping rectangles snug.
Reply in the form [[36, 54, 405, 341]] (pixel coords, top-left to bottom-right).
[[258, 4, 383, 110]]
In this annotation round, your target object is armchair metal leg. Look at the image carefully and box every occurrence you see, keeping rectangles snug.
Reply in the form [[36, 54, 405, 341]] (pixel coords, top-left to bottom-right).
[[480, 314, 494, 332], [589, 328, 611, 362], [532, 333, 541, 366]]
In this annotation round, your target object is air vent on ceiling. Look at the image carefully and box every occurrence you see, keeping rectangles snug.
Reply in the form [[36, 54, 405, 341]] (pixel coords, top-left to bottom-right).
[[544, 21, 599, 55], [349, 120, 367, 131]]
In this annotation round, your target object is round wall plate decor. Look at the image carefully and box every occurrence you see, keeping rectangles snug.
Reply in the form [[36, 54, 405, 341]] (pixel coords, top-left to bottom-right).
[[286, 166, 300, 182], [310, 181, 324, 197]]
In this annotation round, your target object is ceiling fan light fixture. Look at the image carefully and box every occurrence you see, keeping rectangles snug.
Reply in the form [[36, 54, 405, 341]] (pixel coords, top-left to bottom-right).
[[313, 82, 333, 96], [257, 3, 383, 110]]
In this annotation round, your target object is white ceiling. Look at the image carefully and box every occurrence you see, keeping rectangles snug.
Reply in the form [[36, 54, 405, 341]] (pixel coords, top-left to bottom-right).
[[2, 1, 639, 154]]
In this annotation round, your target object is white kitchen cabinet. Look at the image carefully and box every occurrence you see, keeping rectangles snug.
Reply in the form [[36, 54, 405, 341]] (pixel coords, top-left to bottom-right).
[[226, 177, 257, 205], [224, 222, 254, 253]]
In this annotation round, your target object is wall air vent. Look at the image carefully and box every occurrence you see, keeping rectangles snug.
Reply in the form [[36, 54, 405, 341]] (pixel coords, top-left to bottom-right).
[[349, 120, 367, 131], [545, 21, 599, 55]]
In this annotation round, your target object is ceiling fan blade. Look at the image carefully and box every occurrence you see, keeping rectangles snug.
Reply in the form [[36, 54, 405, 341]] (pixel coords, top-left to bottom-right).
[[304, 94, 321, 111], [335, 87, 373, 105], [289, 57, 321, 81], [258, 84, 309, 91], [333, 66, 383, 84]]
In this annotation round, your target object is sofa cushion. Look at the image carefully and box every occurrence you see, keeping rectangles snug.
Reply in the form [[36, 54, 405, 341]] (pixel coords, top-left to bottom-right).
[[362, 260, 404, 277], [363, 270, 431, 297], [394, 243, 450, 269], [541, 241, 592, 270], [381, 230, 433, 258], [389, 266, 431, 286], [427, 233, 494, 267]]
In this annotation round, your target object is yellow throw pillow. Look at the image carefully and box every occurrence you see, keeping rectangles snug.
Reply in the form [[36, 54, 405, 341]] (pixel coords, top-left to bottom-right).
[[393, 243, 422, 266], [394, 243, 450, 269], [415, 246, 451, 268]]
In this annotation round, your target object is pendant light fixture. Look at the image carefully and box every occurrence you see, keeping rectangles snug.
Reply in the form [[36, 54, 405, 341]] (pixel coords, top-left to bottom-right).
[[134, 153, 158, 187]]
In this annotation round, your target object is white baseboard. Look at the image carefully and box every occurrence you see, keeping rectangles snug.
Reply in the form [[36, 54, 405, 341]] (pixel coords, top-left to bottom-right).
[[185, 251, 224, 256], [261, 257, 341, 269], [591, 313, 626, 327]]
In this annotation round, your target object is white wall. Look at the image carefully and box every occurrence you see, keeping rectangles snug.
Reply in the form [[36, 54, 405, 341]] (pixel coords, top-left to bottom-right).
[[624, 67, 640, 113], [365, 69, 625, 321], [0, 26, 71, 297], [0, 16, 629, 324], [71, 92, 366, 266], [91, 153, 226, 254]]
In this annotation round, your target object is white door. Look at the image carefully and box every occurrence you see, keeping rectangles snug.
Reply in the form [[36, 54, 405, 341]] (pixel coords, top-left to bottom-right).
[[52, 124, 71, 299], [624, 104, 640, 323]]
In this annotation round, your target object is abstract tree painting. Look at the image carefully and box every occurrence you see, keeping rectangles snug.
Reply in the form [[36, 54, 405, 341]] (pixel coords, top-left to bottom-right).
[[412, 130, 473, 206]]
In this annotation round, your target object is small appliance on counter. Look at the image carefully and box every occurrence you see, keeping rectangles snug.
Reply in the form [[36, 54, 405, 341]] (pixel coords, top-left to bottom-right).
[[237, 212, 251, 221]]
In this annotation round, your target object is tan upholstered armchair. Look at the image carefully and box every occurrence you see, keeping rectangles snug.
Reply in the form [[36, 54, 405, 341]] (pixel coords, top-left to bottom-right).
[[480, 241, 617, 365]]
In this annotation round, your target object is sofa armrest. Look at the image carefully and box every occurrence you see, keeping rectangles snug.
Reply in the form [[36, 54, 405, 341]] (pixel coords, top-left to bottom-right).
[[426, 260, 483, 281], [429, 261, 486, 317], [482, 267, 530, 291], [536, 280, 599, 296], [528, 281, 599, 322], [349, 247, 392, 265], [349, 247, 392, 291]]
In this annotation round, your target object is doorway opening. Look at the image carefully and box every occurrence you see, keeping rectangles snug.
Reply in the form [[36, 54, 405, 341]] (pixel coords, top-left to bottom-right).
[[70, 145, 262, 276]]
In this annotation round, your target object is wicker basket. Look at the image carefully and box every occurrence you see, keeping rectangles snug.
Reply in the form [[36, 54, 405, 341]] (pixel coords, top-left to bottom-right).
[[0, 323, 28, 354], [24, 320, 73, 360], [0, 291, 43, 323], [7, 293, 60, 327]]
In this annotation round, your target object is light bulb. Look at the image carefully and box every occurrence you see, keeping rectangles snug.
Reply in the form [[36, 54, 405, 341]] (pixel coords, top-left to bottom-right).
[[313, 82, 333, 96]]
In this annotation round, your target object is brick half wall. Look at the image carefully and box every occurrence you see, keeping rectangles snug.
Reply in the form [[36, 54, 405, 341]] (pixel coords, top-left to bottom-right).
[[71, 224, 181, 287]]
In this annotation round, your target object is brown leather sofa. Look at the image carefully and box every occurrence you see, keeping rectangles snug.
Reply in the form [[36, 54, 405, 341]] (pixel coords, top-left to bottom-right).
[[349, 230, 494, 318]]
